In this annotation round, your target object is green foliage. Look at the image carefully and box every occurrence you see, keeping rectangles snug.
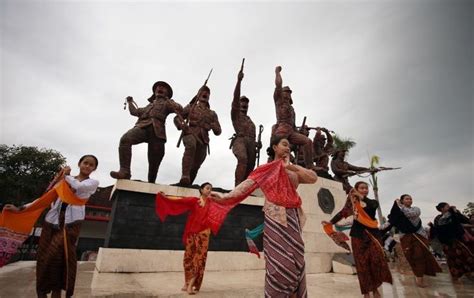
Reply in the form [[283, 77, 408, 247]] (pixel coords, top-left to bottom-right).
[[463, 202, 474, 217], [369, 155, 380, 188], [0, 145, 66, 205], [332, 134, 356, 152]]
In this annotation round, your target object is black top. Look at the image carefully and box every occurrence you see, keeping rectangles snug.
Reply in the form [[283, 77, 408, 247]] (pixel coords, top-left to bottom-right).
[[433, 208, 470, 245], [331, 197, 380, 239]]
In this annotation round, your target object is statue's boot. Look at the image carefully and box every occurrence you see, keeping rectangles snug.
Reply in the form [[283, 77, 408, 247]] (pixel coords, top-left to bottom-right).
[[110, 146, 132, 180], [178, 154, 193, 186]]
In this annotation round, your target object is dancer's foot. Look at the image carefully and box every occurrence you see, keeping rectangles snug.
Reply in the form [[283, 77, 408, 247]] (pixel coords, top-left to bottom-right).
[[51, 290, 62, 298], [415, 277, 427, 287], [181, 283, 188, 291], [187, 277, 197, 295], [363, 294, 370, 298], [373, 289, 381, 298]]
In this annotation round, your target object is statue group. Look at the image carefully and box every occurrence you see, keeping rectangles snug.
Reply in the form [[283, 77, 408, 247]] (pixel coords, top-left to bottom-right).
[[110, 63, 374, 192]]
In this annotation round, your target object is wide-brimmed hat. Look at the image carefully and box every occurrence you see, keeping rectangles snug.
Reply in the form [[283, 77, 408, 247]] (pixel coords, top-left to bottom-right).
[[150, 81, 173, 102]]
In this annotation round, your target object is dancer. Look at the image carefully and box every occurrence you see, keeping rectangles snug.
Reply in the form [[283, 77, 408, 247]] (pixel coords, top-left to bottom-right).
[[388, 195, 441, 287], [432, 202, 474, 282], [210, 135, 317, 297], [156, 182, 215, 295], [1, 155, 99, 298], [322, 181, 392, 298]]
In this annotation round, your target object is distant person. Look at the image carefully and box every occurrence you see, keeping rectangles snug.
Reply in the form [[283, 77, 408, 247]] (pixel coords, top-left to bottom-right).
[[2, 155, 99, 298], [386, 195, 441, 287], [432, 202, 474, 282]]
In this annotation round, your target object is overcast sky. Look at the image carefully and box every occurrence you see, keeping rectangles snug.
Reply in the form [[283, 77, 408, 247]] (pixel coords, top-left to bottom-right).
[[1, 0, 472, 222]]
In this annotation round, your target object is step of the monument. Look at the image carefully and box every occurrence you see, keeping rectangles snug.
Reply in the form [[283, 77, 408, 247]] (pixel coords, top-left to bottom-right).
[[96, 248, 333, 274]]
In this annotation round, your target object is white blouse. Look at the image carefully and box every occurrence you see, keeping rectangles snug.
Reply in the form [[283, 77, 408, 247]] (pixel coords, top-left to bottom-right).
[[44, 176, 99, 225]]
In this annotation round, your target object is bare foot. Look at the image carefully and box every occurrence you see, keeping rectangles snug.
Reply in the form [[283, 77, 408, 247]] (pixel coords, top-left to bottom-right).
[[187, 277, 197, 295], [373, 289, 381, 298], [181, 284, 188, 291], [363, 294, 370, 298], [415, 277, 427, 288]]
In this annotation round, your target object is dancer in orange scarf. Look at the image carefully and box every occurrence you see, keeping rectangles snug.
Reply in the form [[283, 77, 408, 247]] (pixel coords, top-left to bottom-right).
[[322, 181, 392, 298], [1, 155, 99, 298]]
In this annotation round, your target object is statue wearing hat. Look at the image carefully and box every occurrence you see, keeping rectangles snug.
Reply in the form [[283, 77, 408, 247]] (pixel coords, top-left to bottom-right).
[[313, 127, 334, 179], [272, 66, 314, 170], [174, 85, 221, 186], [229, 67, 261, 186], [331, 150, 371, 193], [110, 81, 183, 183]]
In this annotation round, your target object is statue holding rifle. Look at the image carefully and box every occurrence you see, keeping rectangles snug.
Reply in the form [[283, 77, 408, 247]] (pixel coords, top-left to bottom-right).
[[174, 70, 221, 186], [229, 59, 262, 185], [313, 127, 335, 179], [110, 81, 183, 183], [331, 150, 377, 193]]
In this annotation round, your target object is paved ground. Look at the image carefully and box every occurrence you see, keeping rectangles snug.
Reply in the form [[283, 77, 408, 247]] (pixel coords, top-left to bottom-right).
[[0, 261, 473, 297]]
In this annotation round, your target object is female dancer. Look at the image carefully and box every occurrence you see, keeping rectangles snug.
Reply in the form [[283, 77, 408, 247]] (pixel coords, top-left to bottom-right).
[[209, 135, 317, 297], [432, 202, 474, 282], [2, 154, 99, 298], [395, 194, 441, 287], [156, 182, 215, 295], [322, 181, 392, 298]]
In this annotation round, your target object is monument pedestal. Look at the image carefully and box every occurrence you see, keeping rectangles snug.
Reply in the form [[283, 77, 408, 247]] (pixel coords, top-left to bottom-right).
[[92, 178, 349, 296]]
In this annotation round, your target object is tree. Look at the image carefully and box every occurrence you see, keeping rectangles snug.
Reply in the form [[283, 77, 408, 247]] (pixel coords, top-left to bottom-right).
[[0, 145, 66, 205], [332, 134, 356, 153], [463, 202, 474, 218]]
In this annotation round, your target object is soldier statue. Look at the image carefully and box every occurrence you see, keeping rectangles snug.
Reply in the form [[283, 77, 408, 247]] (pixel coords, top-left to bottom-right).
[[272, 66, 314, 170], [229, 67, 261, 185], [331, 150, 374, 193], [313, 127, 334, 179], [174, 85, 221, 186], [110, 81, 183, 183]]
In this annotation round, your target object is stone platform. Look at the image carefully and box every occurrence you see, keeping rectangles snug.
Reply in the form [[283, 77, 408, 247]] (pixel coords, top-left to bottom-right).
[[2, 261, 474, 297]]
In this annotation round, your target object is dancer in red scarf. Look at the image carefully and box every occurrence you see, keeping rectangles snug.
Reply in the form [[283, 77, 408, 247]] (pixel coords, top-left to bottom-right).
[[156, 182, 215, 295]]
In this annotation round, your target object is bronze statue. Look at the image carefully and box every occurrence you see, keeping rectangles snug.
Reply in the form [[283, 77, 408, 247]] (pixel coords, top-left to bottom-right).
[[273, 66, 314, 169], [313, 127, 334, 179], [229, 65, 261, 185], [330, 150, 373, 193], [110, 81, 183, 183], [295, 124, 310, 167], [174, 85, 221, 185]]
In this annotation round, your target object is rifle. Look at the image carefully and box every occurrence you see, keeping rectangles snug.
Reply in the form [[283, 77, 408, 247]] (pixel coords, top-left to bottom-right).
[[240, 58, 245, 72], [343, 166, 401, 178], [177, 68, 213, 148], [256, 124, 264, 166], [294, 116, 307, 162]]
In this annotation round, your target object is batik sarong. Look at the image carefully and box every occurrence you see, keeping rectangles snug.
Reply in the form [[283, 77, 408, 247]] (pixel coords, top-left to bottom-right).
[[400, 233, 441, 277], [264, 208, 306, 298], [183, 228, 211, 291], [352, 231, 393, 295]]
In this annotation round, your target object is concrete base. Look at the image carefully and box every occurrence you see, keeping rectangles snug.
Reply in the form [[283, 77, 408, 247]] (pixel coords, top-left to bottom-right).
[[3, 261, 474, 298], [332, 260, 357, 275]]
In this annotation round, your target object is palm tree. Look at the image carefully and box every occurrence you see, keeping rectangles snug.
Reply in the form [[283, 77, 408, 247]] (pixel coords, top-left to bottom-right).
[[332, 134, 356, 152]]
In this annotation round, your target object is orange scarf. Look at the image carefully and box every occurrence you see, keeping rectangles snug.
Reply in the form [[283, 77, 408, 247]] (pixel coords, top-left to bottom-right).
[[0, 179, 87, 234]]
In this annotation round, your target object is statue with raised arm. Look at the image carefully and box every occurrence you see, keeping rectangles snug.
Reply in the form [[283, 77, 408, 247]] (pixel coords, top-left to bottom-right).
[[229, 65, 261, 185], [110, 81, 183, 183], [272, 66, 314, 170], [313, 127, 334, 178], [331, 150, 374, 193], [174, 85, 221, 186]]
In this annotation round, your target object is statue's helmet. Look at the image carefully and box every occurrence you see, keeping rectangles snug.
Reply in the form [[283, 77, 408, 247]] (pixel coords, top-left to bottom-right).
[[150, 81, 173, 102], [239, 96, 249, 102]]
